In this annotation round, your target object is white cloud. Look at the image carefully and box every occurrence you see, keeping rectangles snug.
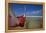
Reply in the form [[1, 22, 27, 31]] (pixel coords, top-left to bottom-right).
[[26, 10, 42, 16]]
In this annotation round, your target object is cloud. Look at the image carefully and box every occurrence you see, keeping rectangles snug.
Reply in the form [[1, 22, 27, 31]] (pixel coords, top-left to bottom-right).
[[26, 10, 42, 16], [31, 10, 41, 14]]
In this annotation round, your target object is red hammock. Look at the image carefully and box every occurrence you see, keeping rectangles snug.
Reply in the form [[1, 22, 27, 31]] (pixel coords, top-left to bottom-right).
[[16, 16, 26, 27]]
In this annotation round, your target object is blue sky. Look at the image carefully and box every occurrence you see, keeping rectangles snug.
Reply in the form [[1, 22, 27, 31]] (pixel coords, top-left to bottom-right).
[[9, 3, 43, 16]]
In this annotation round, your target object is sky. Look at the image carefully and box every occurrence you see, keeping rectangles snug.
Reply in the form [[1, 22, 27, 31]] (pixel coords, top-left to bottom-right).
[[9, 3, 43, 16]]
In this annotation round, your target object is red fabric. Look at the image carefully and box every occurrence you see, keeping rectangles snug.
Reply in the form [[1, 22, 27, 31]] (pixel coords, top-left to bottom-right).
[[18, 16, 25, 27]]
